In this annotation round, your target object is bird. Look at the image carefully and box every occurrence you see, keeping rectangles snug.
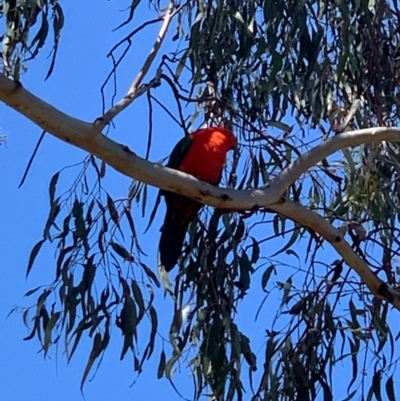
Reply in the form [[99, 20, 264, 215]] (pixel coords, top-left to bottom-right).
[[158, 126, 237, 272]]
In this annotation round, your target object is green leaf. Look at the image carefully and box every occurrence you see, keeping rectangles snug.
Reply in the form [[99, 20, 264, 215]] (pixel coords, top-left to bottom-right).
[[24, 286, 43, 297], [140, 263, 160, 287], [72, 199, 85, 238], [261, 265, 275, 291], [234, 219, 245, 241], [240, 333, 257, 371], [175, 48, 189, 80], [80, 332, 103, 391], [43, 311, 61, 357], [385, 376, 396, 401], [230, 323, 241, 364], [157, 350, 166, 379], [120, 296, 137, 360], [131, 280, 145, 322], [110, 242, 134, 262], [238, 252, 253, 291], [28, 14, 49, 59], [142, 305, 157, 363], [22, 309, 29, 328], [349, 299, 361, 329], [250, 237, 260, 264], [282, 277, 292, 305], [26, 240, 46, 278], [43, 197, 61, 240], [49, 172, 60, 205], [288, 298, 306, 315], [68, 319, 92, 361], [372, 370, 383, 401], [35, 290, 50, 318], [347, 338, 359, 391], [268, 120, 292, 134], [165, 353, 181, 380], [107, 194, 120, 227]]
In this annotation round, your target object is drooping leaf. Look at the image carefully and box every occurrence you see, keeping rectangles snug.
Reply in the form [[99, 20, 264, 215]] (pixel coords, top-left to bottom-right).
[[261, 264, 275, 292], [110, 242, 134, 262], [157, 350, 166, 379], [120, 296, 137, 360], [80, 332, 103, 391], [43, 311, 61, 357], [26, 239, 45, 277]]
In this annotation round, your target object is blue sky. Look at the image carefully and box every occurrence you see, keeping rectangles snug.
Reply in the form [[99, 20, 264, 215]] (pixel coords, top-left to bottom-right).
[[0, 2, 391, 400]]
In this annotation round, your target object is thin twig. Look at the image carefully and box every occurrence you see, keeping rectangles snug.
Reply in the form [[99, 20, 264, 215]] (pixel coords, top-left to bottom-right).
[[94, 1, 176, 131], [109, 17, 163, 54], [145, 91, 153, 160], [18, 130, 46, 188], [150, 94, 183, 127], [101, 39, 132, 115]]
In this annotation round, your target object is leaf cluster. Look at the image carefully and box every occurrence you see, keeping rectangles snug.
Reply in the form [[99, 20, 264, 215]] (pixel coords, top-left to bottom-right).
[[0, 0, 64, 79], [19, 156, 160, 389]]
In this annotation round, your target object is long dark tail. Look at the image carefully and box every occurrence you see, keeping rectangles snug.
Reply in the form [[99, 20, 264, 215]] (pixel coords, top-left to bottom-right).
[[158, 215, 189, 272]]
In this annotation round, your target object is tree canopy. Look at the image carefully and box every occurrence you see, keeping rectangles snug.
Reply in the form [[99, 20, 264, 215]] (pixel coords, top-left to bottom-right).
[[2, 1, 400, 400]]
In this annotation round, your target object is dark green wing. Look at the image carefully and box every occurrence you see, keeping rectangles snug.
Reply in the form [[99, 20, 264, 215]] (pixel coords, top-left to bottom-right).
[[166, 134, 193, 169], [159, 134, 193, 199]]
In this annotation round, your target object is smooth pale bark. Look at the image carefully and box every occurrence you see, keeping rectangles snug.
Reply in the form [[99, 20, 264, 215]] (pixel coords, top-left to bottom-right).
[[1, 72, 399, 308]]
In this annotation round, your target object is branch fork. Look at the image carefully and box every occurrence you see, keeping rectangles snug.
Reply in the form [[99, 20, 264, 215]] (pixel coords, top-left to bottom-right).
[[93, 1, 175, 133]]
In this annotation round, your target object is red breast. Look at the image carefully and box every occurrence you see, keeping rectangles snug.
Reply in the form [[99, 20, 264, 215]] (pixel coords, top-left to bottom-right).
[[178, 127, 237, 184]]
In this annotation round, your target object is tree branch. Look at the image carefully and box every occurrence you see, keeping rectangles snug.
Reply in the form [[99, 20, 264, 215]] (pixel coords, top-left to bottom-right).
[[3, 74, 400, 210], [271, 128, 396, 194], [0, 74, 281, 209], [2, 73, 400, 306], [94, 0, 175, 131], [269, 200, 400, 309]]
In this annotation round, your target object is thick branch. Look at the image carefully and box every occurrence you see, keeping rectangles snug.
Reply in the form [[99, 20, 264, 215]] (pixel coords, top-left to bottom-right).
[[271, 128, 396, 194], [3, 74, 400, 210], [0, 74, 281, 209], [95, 0, 175, 130]]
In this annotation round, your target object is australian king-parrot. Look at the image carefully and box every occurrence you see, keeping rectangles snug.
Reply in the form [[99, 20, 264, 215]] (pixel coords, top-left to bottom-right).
[[158, 126, 237, 272]]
